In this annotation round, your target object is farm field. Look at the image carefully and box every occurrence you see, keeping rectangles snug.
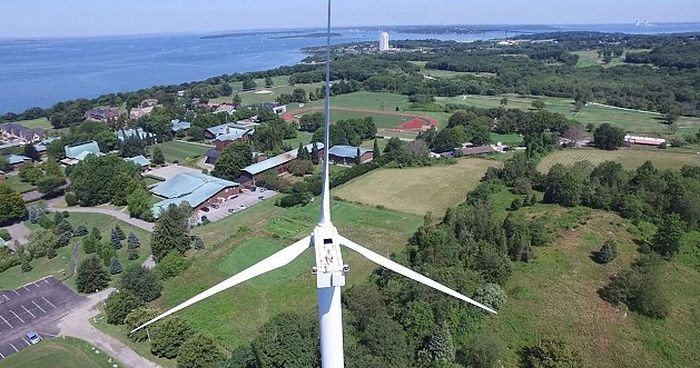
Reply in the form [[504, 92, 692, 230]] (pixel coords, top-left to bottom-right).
[[573, 49, 625, 68], [437, 94, 700, 136], [537, 148, 699, 173], [334, 158, 502, 216], [0, 337, 119, 368], [482, 207, 700, 368], [151, 140, 211, 166], [122, 198, 423, 352]]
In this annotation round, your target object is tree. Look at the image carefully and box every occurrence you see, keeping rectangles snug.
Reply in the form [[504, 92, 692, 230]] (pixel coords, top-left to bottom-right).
[[417, 323, 456, 366], [252, 312, 320, 368], [531, 99, 546, 110], [36, 175, 64, 195], [211, 142, 252, 181], [110, 257, 123, 274], [23, 144, 41, 161], [222, 346, 258, 368], [457, 333, 505, 368], [151, 147, 165, 165], [372, 138, 380, 159], [127, 186, 152, 220], [119, 266, 162, 302], [0, 156, 9, 172], [473, 283, 507, 310], [500, 97, 508, 106], [104, 290, 144, 324], [56, 219, 73, 236], [651, 214, 685, 257], [311, 142, 320, 164], [151, 203, 192, 261], [20, 254, 33, 273], [192, 235, 204, 250], [27, 228, 57, 258], [82, 235, 98, 254], [562, 124, 586, 144], [585, 123, 595, 132], [264, 76, 274, 88], [111, 225, 125, 249], [523, 339, 583, 368], [99, 240, 116, 266], [596, 239, 618, 263], [154, 252, 191, 280], [91, 226, 102, 240], [150, 317, 193, 359], [242, 78, 256, 91], [75, 223, 88, 237], [593, 123, 626, 150], [297, 142, 309, 161], [0, 182, 27, 225], [468, 120, 492, 146], [128, 247, 139, 260], [231, 93, 242, 106], [601, 255, 669, 319], [124, 307, 158, 342], [127, 232, 140, 249], [177, 334, 227, 368], [355, 148, 362, 165], [76, 256, 110, 293], [69, 155, 141, 206], [299, 112, 323, 132]]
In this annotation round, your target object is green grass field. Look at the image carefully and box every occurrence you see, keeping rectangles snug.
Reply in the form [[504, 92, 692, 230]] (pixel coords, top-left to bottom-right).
[[139, 199, 423, 350], [13, 117, 52, 130], [151, 140, 210, 166], [437, 94, 700, 136], [334, 159, 502, 217], [0, 336, 118, 368], [283, 130, 314, 149], [537, 148, 699, 173], [209, 75, 326, 106], [0, 213, 151, 290], [482, 207, 700, 367], [4, 174, 36, 193]]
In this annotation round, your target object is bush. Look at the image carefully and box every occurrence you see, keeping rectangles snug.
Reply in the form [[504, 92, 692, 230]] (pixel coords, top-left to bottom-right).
[[127, 247, 139, 260], [124, 307, 158, 342], [276, 192, 311, 208], [522, 338, 583, 368], [599, 255, 669, 319], [510, 198, 523, 211], [82, 235, 98, 254], [595, 239, 618, 263], [21, 257, 33, 273], [473, 283, 507, 310], [154, 252, 191, 280], [119, 266, 162, 302], [75, 224, 88, 237], [0, 229, 11, 241], [76, 256, 110, 293], [150, 317, 193, 359], [192, 235, 205, 250], [177, 333, 227, 368], [104, 290, 144, 325], [457, 333, 505, 368], [64, 192, 78, 206]]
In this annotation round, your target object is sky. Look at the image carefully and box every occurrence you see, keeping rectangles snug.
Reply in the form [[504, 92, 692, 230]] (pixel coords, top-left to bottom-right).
[[1, 0, 699, 38]]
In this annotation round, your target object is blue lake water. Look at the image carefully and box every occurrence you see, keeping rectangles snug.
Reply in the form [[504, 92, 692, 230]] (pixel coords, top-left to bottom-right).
[[0, 22, 698, 114]]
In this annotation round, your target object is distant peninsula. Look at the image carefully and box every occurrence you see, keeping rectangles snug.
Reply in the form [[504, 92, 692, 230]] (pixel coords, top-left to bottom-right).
[[269, 32, 342, 39]]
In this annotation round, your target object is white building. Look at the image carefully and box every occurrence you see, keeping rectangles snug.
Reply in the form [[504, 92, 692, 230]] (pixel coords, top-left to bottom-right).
[[379, 32, 390, 51]]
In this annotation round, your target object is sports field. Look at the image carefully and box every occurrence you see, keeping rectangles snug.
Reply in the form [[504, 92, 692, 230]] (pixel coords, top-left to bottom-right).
[[151, 140, 210, 165], [537, 148, 699, 173], [437, 94, 700, 136], [0, 337, 118, 368], [334, 158, 502, 216]]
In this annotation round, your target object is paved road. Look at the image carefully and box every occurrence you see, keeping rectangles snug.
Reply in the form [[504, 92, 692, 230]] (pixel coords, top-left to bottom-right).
[[58, 288, 161, 368], [0, 277, 83, 361], [1, 222, 31, 248], [46, 201, 154, 232]]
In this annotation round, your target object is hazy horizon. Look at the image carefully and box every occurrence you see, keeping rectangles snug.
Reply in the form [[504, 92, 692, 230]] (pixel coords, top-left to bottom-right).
[[1, 0, 699, 39]]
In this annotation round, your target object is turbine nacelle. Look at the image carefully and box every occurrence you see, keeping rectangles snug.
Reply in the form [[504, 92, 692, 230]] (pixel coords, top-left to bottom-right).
[[312, 224, 346, 288]]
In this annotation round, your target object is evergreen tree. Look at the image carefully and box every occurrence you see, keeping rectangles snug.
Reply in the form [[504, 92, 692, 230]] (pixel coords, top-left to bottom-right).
[[56, 219, 73, 236], [82, 234, 98, 254], [192, 235, 205, 250], [152, 147, 165, 165], [651, 214, 685, 257], [177, 334, 227, 368], [91, 227, 102, 240], [311, 142, 320, 165], [127, 247, 139, 260], [119, 266, 162, 302], [110, 257, 123, 275], [151, 204, 191, 261], [75, 223, 88, 237], [127, 232, 140, 249], [100, 241, 116, 266], [111, 226, 123, 249], [76, 256, 110, 293], [596, 239, 618, 263], [104, 290, 144, 325], [21, 254, 33, 272], [56, 231, 71, 248], [355, 147, 362, 165], [150, 317, 193, 359], [47, 246, 57, 259], [372, 138, 380, 159], [417, 323, 456, 366], [124, 307, 158, 342]]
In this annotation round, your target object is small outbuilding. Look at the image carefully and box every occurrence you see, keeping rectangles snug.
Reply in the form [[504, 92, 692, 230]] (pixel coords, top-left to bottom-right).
[[328, 145, 373, 166]]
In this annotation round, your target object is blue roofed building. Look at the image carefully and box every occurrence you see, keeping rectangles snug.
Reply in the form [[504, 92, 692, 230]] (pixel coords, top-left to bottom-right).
[[170, 119, 192, 133], [328, 145, 373, 166], [125, 155, 152, 169], [150, 171, 241, 217], [3, 154, 31, 166], [239, 142, 324, 186], [115, 128, 155, 141], [33, 137, 59, 154], [61, 141, 104, 165]]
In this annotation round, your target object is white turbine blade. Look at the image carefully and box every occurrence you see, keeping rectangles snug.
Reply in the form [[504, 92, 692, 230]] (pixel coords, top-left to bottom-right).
[[132, 236, 312, 332], [339, 236, 497, 315]]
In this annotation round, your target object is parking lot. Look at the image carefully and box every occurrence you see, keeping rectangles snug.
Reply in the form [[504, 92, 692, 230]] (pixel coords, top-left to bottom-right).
[[0, 277, 83, 361], [198, 188, 278, 222]]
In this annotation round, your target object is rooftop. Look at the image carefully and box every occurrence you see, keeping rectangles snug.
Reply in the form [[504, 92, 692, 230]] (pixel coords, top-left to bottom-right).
[[243, 142, 323, 175], [206, 123, 254, 138], [151, 171, 239, 217], [170, 119, 192, 132], [125, 155, 152, 167], [328, 145, 371, 159], [64, 141, 101, 159], [33, 137, 59, 153], [115, 128, 155, 141], [4, 154, 31, 165]]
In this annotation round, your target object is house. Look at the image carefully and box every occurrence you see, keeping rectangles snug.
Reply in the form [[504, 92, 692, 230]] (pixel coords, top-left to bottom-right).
[[125, 155, 152, 170], [213, 103, 236, 115], [205, 149, 221, 165], [140, 99, 159, 108], [625, 135, 666, 146], [150, 172, 241, 217], [205, 123, 254, 141], [243, 102, 286, 115], [328, 145, 373, 166], [33, 137, 59, 155], [130, 106, 155, 120], [170, 119, 192, 133], [239, 143, 324, 186], [115, 128, 155, 141], [61, 141, 103, 165], [3, 154, 31, 167], [1, 123, 46, 143], [213, 128, 254, 151], [85, 108, 119, 122]]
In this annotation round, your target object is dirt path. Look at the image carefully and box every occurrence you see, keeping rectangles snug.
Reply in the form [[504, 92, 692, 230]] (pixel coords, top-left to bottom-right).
[[66, 242, 80, 278], [282, 106, 439, 127], [58, 288, 161, 368]]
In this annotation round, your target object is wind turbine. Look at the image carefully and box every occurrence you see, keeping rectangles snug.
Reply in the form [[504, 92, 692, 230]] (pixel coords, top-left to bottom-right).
[[133, 1, 497, 366]]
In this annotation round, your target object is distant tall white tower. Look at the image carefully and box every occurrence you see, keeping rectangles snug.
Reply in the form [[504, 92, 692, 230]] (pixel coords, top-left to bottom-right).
[[379, 31, 390, 51]]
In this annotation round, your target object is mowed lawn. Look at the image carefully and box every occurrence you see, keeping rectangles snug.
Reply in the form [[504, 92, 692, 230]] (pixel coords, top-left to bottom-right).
[[482, 208, 700, 368], [14, 117, 52, 130], [0, 336, 118, 368], [152, 140, 210, 164], [437, 94, 700, 135], [334, 158, 502, 217], [537, 148, 699, 173]]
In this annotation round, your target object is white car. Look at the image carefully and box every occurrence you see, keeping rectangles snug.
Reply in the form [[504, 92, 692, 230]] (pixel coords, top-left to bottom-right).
[[26, 331, 42, 345]]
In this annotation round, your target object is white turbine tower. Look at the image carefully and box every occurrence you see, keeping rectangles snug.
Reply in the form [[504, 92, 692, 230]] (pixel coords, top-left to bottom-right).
[[134, 1, 497, 366]]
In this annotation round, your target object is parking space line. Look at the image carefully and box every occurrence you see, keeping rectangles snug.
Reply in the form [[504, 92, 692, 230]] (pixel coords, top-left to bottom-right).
[[9, 343, 17, 352], [0, 315, 12, 328], [22, 286, 30, 292], [41, 297, 57, 309], [43, 279, 51, 284], [32, 300, 47, 314], [0, 350, 5, 359], [34, 282, 40, 288], [12, 290, 19, 296], [22, 338, 30, 346], [9, 310, 24, 324], [21, 305, 35, 319]]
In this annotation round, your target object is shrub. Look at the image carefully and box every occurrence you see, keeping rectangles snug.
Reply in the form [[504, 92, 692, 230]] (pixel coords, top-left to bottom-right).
[[0, 229, 11, 241], [127, 247, 139, 260], [104, 290, 144, 325], [75, 224, 88, 237], [119, 266, 162, 302], [124, 307, 158, 342], [522, 338, 582, 368], [150, 317, 193, 359], [177, 334, 227, 368], [76, 256, 110, 293], [457, 333, 505, 368], [595, 239, 618, 263], [154, 252, 191, 280], [64, 192, 78, 206], [599, 255, 669, 319], [21, 256, 33, 273], [473, 283, 507, 310], [82, 235, 98, 254], [191, 235, 204, 250], [510, 198, 523, 211]]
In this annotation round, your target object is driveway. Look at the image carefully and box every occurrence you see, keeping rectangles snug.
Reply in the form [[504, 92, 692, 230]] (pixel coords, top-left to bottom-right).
[[198, 189, 277, 223], [1, 222, 31, 248], [46, 200, 154, 232]]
